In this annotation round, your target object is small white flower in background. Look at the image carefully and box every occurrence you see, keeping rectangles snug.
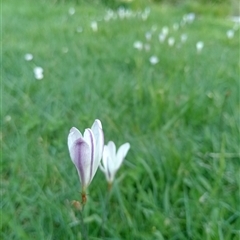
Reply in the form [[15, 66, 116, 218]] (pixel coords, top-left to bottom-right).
[[68, 7, 75, 15], [162, 26, 169, 36], [5, 115, 11, 122], [34, 66, 44, 80], [159, 33, 166, 43], [104, 9, 115, 21], [133, 41, 143, 50], [91, 21, 98, 32], [145, 32, 152, 41], [196, 41, 204, 53], [24, 53, 33, 61], [68, 119, 104, 203], [100, 141, 130, 185], [226, 29, 234, 39], [168, 37, 175, 46], [230, 16, 240, 24], [141, 9, 149, 21], [141, 13, 148, 21], [183, 13, 195, 23], [144, 7, 151, 16], [118, 7, 126, 19], [149, 56, 159, 65], [188, 13, 196, 22], [181, 33, 188, 43], [125, 9, 133, 19]]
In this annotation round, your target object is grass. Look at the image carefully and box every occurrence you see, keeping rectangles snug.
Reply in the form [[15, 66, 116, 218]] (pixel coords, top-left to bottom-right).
[[2, 0, 240, 239]]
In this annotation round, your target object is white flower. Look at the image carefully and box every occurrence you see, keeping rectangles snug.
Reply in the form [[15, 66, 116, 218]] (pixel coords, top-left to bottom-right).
[[159, 33, 166, 43], [67, 119, 104, 192], [104, 9, 115, 21], [145, 32, 152, 41], [33, 66, 44, 80], [181, 34, 188, 43], [24, 53, 33, 61], [183, 13, 195, 23], [100, 141, 130, 184], [230, 16, 240, 24], [141, 12, 149, 21], [168, 37, 175, 46], [91, 21, 98, 32], [5, 115, 11, 122], [226, 29, 234, 39], [162, 26, 169, 36], [133, 41, 143, 50], [149, 56, 159, 65], [118, 7, 126, 19], [68, 7, 75, 15], [196, 41, 204, 53], [125, 9, 133, 19]]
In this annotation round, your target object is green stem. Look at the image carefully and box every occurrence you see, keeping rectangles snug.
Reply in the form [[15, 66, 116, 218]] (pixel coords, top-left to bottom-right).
[[101, 185, 111, 237], [78, 204, 88, 240]]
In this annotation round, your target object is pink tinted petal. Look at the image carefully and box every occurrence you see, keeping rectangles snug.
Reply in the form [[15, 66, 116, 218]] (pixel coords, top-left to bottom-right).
[[83, 129, 95, 182], [73, 138, 91, 188], [116, 143, 130, 170], [68, 127, 82, 163]]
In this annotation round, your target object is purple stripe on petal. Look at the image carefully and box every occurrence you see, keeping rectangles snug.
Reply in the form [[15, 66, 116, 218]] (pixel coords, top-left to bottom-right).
[[87, 129, 95, 181], [74, 138, 90, 188]]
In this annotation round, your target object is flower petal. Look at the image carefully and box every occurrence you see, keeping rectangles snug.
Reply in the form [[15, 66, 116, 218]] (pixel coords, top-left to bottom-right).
[[101, 145, 113, 182], [99, 159, 111, 182], [99, 162, 106, 173], [107, 141, 117, 172], [83, 128, 95, 182], [72, 138, 91, 189], [116, 143, 130, 170], [91, 119, 104, 173], [68, 127, 82, 163], [102, 145, 109, 169]]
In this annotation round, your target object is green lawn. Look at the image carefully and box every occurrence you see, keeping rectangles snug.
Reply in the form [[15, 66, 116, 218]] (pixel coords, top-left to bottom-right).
[[2, 0, 240, 239]]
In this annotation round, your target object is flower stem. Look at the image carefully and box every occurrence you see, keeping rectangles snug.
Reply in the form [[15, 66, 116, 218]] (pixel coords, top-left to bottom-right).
[[78, 192, 88, 240], [78, 206, 88, 240], [101, 185, 111, 237], [81, 192, 87, 205]]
